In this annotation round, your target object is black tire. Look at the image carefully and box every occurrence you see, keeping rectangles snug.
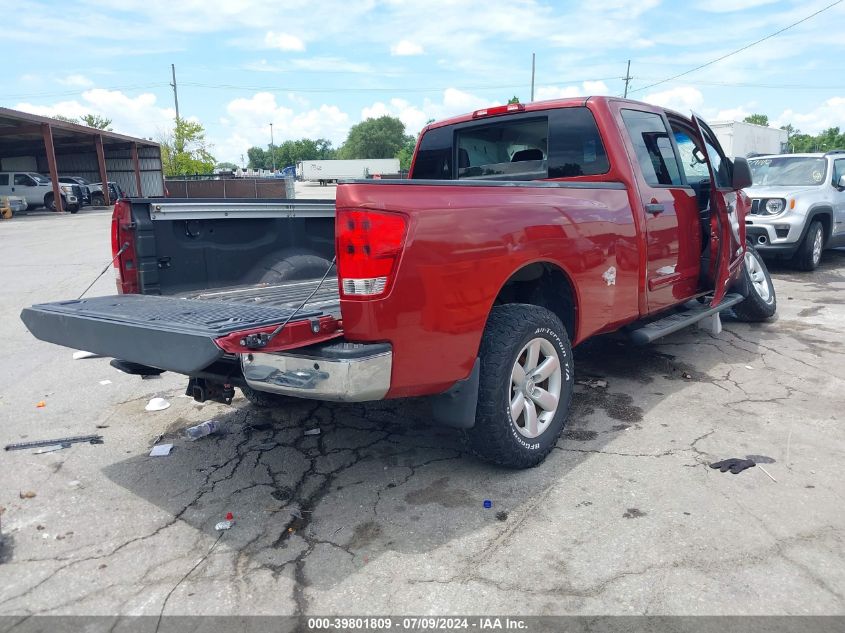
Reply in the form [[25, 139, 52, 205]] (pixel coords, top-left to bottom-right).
[[465, 304, 574, 469], [240, 384, 297, 408], [732, 245, 776, 322], [44, 193, 56, 211], [793, 220, 824, 271], [91, 193, 105, 206], [252, 249, 334, 285], [68, 204, 80, 214]]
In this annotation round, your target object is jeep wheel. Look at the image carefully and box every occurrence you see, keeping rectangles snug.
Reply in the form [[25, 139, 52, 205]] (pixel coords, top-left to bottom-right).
[[465, 304, 573, 468], [793, 220, 824, 271], [732, 245, 776, 322]]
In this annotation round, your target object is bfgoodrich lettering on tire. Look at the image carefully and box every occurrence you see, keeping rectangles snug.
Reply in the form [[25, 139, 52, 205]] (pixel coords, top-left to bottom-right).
[[465, 304, 574, 468]]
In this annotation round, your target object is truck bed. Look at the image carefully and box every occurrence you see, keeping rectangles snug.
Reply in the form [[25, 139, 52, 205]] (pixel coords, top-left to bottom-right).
[[180, 278, 340, 317]]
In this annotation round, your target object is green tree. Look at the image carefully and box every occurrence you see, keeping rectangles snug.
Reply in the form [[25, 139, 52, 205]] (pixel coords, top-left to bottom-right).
[[160, 118, 216, 176], [396, 135, 418, 171], [743, 114, 769, 127], [247, 146, 269, 169], [52, 113, 113, 130], [340, 116, 410, 159], [507, 96, 521, 104], [215, 162, 238, 171]]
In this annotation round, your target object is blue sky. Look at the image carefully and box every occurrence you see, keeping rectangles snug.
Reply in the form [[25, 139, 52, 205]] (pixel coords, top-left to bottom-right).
[[7, 0, 845, 163]]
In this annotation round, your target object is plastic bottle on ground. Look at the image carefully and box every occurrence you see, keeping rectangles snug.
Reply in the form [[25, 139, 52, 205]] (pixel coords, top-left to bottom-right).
[[185, 420, 220, 440]]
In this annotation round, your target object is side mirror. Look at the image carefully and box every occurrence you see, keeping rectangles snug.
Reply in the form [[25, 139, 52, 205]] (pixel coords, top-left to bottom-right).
[[838, 174, 845, 189], [731, 156, 753, 190]]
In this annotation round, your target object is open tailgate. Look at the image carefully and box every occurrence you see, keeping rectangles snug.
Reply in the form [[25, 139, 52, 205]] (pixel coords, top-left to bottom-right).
[[21, 293, 342, 375]]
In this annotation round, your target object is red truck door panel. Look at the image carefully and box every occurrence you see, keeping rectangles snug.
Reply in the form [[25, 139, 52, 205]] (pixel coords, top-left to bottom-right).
[[616, 107, 701, 314], [690, 114, 745, 305]]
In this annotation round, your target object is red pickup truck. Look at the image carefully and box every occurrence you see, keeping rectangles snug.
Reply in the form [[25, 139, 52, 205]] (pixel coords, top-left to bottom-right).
[[21, 96, 776, 468]]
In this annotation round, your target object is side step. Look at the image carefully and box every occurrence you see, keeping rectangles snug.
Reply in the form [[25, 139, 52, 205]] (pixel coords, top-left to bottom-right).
[[628, 293, 744, 345]]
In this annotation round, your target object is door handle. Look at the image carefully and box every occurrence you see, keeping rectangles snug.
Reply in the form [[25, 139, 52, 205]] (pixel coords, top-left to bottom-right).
[[645, 203, 664, 215]]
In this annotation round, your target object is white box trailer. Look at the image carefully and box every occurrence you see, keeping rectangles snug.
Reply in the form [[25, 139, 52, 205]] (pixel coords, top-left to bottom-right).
[[709, 121, 788, 158], [297, 159, 400, 184]]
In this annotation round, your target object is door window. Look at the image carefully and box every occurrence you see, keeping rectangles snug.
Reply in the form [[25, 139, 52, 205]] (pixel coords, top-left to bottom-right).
[[0, 174, 8, 186], [14, 174, 34, 186], [833, 159, 845, 187], [621, 109, 683, 186]]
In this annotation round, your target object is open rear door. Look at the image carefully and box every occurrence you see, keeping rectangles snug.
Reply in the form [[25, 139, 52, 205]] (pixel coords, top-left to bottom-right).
[[691, 114, 745, 306]]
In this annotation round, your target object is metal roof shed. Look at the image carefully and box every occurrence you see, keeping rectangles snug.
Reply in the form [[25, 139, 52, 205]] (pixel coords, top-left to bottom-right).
[[0, 107, 163, 212]]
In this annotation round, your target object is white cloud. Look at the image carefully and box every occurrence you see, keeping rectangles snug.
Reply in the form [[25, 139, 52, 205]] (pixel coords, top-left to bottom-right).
[[14, 89, 174, 139], [390, 40, 424, 56], [642, 86, 704, 114], [773, 97, 845, 135], [714, 106, 753, 122], [694, 0, 780, 12], [534, 81, 610, 101], [264, 31, 305, 52], [58, 74, 93, 88]]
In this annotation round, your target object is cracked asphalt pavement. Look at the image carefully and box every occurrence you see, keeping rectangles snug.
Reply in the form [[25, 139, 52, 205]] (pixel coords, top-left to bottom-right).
[[1, 210, 843, 616]]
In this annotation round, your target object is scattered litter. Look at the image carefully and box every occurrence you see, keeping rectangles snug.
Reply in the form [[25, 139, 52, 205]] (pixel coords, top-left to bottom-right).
[[303, 428, 321, 436], [95, 424, 110, 429], [36, 524, 45, 531], [215, 512, 235, 531], [757, 465, 778, 483], [72, 351, 100, 360], [185, 420, 220, 440], [19, 491, 37, 499], [681, 372, 693, 380], [149, 443, 173, 457], [5, 435, 103, 452], [151, 434, 164, 445], [483, 499, 493, 509], [36, 401, 46, 408], [709, 458, 755, 474], [99, 380, 112, 386], [145, 397, 170, 412], [744, 365, 754, 370], [67, 480, 83, 489], [34, 444, 67, 454], [576, 378, 608, 389], [495, 511, 508, 521]]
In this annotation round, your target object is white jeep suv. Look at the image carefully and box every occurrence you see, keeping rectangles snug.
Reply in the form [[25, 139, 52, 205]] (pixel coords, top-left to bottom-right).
[[745, 151, 845, 270]]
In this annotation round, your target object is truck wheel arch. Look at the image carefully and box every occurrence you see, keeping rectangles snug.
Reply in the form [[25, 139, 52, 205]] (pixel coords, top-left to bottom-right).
[[490, 261, 579, 343]]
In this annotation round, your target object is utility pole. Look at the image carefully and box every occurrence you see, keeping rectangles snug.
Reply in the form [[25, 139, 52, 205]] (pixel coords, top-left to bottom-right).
[[623, 60, 632, 99], [269, 123, 276, 172], [170, 64, 180, 122], [530, 52, 536, 102]]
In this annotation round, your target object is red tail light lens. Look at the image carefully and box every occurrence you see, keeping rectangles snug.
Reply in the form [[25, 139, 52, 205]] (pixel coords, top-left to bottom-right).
[[336, 209, 407, 299], [112, 200, 139, 294]]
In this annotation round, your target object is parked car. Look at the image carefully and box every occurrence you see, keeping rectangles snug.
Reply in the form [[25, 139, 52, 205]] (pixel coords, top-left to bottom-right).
[[58, 176, 92, 206], [1, 195, 27, 218], [88, 181, 125, 206], [0, 172, 79, 212], [21, 96, 776, 468], [745, 151, 845, 270]]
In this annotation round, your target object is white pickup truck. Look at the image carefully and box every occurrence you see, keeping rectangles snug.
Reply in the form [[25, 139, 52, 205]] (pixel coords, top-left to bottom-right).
[[0, 171, 80, 212]]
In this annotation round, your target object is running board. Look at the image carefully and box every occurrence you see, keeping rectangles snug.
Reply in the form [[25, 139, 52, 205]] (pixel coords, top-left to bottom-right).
[[628, 293, 744, 345]]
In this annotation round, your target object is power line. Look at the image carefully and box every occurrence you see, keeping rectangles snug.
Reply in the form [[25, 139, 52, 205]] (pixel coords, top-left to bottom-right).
[[630, 0, 844, 94]]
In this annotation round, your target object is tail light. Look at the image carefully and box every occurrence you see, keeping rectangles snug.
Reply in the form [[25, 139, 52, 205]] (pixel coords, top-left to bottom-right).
[[336, 208, 407, 299], [111, 200, 139, 294]]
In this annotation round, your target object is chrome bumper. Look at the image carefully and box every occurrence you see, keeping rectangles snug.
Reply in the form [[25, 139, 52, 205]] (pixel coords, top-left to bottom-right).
[[241, 341, 392, 402]]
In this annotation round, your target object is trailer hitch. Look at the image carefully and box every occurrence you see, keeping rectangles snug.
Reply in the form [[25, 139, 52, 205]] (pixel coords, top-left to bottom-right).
[[186, 378, 235, 405]]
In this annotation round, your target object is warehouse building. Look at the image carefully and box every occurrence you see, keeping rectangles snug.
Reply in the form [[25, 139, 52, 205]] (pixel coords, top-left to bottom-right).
[[0, 107, 163, 212]]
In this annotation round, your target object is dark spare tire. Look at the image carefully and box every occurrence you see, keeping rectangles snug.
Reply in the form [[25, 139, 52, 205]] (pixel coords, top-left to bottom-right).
[[732, 244, 776, 322], [465, 304, 574, 468]]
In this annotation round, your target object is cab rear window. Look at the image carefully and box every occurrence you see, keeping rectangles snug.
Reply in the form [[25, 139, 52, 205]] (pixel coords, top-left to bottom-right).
[[412, 106, 609, 181]]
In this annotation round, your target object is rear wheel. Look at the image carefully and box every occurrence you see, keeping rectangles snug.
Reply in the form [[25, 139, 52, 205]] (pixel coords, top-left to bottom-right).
[[732, 245, 776, 321], [240, 384, 297, 408], [465, 304, 573, 469], [91, 193, 105, 206], [44, 193, 58, 212], [793, 220, 824, 271], [68, 204, 80, 214]]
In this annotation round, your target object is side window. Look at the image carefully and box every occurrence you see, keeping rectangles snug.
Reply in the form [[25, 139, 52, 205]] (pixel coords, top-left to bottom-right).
[[621, 109, 683, 186], [547, 107, 610, 177], [701, 133, 731, 188], [0, 174, 8, 186], [412, 127, 452, 179], [673, 130, 710, 183], [14, 174, 33, 186], [456, 117, 548, 180], [833, 159, 845, 187]]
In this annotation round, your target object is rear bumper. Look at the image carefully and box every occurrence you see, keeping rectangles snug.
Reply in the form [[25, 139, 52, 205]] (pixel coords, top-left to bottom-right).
[[242, 340, 392, 402]]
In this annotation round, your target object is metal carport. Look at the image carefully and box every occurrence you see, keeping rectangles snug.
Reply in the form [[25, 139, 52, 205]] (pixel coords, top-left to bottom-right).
[[0, 107, 162, 213]]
